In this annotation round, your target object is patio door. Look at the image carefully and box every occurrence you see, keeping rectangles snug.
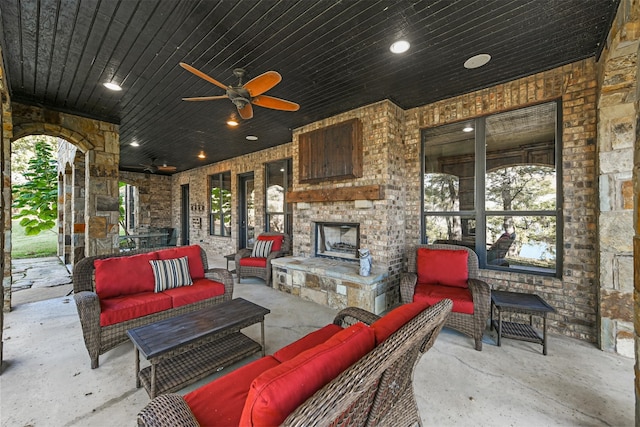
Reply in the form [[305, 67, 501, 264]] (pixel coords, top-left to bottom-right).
[[181, 184, 189, 245], [238, 173, 255, 249]]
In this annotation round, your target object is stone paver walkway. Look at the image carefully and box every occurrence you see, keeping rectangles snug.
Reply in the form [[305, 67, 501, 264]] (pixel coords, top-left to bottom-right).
[[10, 257, 72, 305]]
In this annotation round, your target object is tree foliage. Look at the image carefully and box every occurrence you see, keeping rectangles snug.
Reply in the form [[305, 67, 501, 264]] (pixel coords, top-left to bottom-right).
[[12, 139, 58, 235]]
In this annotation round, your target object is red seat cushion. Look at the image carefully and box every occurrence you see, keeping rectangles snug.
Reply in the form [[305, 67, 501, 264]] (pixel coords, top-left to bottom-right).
[[185, 356, 280, 427], [94, 252, 159, 299], [239, 257, 267, 268], [416, 248, 469, 288], [156, 245, 205, 279], [99, 292, 172, 326], [239, 322, 375, 427], [273, 324, 344, 362], [257, 234, 284, 252], [161, 278, 225, 308], [413, 283, 474, 314], [371, 300, 431, 344]]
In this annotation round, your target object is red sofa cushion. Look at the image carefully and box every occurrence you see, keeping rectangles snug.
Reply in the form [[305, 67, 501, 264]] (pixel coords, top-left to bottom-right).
[[239, 322, 375, 427], [413, 283, 474, 314], [371, 300, 431, 345], [157, 245, 205, 279], [185, 356, 280, 427], [257, 234, 284, 252], [239, 257, 267, 268], [161, 278, 226, 308], [99, 292, 172, 326], [273, 324, 344, 363], [94, 252, 159, 299], [416, 248, 469, 288]]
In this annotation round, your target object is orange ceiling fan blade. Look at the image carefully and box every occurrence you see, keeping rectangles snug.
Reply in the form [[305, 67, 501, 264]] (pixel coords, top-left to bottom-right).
[[182, 95, 228, 101], [238, 103, 254, 119], [252, 95, 300, 111], [244, 71, 282, 97], [179, 62, 228, 91]]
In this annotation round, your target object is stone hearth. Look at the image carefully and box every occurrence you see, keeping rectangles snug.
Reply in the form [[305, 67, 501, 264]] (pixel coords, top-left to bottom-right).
[[271, 257, 389, 314]]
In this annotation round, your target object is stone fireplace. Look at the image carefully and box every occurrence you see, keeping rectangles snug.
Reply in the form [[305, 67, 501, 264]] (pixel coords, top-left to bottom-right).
[[315, 222, 360, 261]]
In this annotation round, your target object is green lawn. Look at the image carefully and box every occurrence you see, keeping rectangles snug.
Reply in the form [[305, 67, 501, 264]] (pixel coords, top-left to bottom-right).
[[11, 219, 58, 258]]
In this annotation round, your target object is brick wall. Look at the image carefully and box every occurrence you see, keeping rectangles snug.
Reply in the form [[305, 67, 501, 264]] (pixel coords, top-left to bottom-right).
[[405, 60, 599, 342]]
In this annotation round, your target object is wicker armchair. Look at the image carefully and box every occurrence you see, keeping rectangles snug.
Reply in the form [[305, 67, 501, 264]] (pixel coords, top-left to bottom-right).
[[235, 232, 290, 285], [400, 243, 491, 351]]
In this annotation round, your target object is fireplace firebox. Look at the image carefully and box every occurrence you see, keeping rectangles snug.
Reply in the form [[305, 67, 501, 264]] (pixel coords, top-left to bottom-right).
[[315, 222, 360, 261]]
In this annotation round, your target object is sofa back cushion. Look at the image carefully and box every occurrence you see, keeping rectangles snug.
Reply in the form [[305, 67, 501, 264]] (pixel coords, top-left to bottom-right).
[[94, 252, 159, 299], [257, 234, 284, 252], [371, 300, 431, 345], [239, 322, 375, 426], [157, 245, 205, 279], [416, 248, 468, 288]]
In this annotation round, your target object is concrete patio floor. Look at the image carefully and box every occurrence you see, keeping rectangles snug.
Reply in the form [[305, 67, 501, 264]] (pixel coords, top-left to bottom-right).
[[0, 255, 634, 426]]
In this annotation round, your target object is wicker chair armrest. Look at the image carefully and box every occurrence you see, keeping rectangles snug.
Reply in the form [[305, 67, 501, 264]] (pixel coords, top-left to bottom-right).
[[137, 393, 199, 427], [333, 307, 381, 327], [73, 290, 101, 342], [468, 277, 491, 318], [400, 272, 418, 304], [204, 268, 234, 299], [266, 249, 285, 263]]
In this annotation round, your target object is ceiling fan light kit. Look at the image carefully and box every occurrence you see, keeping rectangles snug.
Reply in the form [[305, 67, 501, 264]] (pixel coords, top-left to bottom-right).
[[179, 62, 299, 119]]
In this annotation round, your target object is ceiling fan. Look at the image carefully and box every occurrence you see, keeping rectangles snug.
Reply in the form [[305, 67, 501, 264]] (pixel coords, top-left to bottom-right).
[[139, 159, 177, 174], [179, 62, 300, 119]]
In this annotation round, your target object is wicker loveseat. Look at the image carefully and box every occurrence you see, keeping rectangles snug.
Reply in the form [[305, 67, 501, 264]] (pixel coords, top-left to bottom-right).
[[73, 245, 233, 368], [137, 299, 452, 427], [235, 232, 290, 285], [401, 243, 491, 351]]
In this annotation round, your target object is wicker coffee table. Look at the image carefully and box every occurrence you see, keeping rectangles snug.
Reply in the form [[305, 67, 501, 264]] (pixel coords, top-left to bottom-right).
[[490, 290, 555, 355], [127, 298, 270, 398]]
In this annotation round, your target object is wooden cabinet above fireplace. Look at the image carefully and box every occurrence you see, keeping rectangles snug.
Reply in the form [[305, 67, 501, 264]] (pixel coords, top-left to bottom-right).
[[298, 118, 363, 183]]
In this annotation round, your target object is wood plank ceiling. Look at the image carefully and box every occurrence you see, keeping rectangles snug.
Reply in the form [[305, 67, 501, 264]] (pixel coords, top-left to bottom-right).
[[0, 0, 619, 173]]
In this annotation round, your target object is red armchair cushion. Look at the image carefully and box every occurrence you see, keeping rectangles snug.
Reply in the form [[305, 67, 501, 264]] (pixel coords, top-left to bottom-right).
[[273, 324, 344, 362], [185, 356, 280, 427], [413, 283, 474, 314], [94, 252, 159, 299], [371, 300, 431, 344], [257, 234, 284, 252], [240, 322, 375, 426], [157, 245, 205, 279], [99, 292, 172, 326], [161, 278, 225, 308], [416, 248, 469, 288], [239, 257, 267, 268]]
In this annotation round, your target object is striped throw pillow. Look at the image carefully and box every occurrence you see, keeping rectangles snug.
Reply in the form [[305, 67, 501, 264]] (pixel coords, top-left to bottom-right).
[[251, 239, 274, 258], [150, 256, 193, 292]]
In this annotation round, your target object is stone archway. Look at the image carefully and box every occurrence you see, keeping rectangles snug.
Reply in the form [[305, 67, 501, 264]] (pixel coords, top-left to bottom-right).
[[3, 103, 121, 311]]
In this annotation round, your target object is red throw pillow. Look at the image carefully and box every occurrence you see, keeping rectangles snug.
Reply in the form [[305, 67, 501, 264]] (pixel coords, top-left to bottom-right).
[[239, 322, 375, 426], [416, 248, 469, 288], [371, 300, 431, 345], [157, 245, 205, 279], [257, 235, 284, 252], [94, 252, 159, 299]]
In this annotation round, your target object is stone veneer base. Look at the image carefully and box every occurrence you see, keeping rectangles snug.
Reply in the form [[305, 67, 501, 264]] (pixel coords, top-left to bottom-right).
[[271, 257, 390, 315]]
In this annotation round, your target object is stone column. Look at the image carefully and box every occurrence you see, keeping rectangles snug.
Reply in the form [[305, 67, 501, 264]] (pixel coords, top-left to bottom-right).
[[72, 152, 86, 263], [61, 167, 72, 264]]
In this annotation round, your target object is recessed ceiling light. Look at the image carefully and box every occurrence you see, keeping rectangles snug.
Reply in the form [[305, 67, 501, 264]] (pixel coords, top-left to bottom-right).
[[246, 135, 258, 141], [227, 119, 239, 127], [130, 141, 139, 147], [390, 40, 410, 54], [198, 151, 206, 159], [464, 54, 491, 69], [103, 82, 122, 91], [463, 126, 474, 132]]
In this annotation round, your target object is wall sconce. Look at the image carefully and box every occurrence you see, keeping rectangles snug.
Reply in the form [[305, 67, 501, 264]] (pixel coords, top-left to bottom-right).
[[190, 203, 205, 212]]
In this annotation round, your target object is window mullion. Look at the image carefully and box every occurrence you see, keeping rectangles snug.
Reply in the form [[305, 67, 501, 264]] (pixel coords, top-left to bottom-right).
[[475, 118, 487, 263]]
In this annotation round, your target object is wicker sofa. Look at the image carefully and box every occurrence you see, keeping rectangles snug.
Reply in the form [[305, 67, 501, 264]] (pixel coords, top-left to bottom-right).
[[73, 245, 233, 369], [137, 299, 452, 427]]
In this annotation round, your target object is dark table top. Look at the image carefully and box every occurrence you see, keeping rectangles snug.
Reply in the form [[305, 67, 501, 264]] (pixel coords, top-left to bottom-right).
[[491, 290, 555, 313], [127, 298, 270, 359]]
